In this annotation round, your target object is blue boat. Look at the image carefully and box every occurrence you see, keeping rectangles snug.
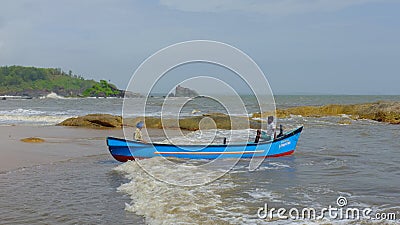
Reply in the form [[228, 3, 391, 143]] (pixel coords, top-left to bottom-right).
[[106, 126, 303, 162]]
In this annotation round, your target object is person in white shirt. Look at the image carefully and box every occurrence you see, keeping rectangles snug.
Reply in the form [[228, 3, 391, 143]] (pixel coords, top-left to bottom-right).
[[265, 116, 276, 141], [134, 121, 146, 142], [257, 116, 276, 142]]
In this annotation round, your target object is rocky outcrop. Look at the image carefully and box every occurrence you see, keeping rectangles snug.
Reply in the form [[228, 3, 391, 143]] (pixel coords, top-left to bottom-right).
[[5, 90, 50, 98], [21, 137, 45, 143], [136, 114, 260, 130], [57, 114, 122, 128], [174, 85, 198, 97], [178, 113, 259, 130], [57, 101, 400, 130], [57, 113, 260, 130], [253, 101, 400, 124]]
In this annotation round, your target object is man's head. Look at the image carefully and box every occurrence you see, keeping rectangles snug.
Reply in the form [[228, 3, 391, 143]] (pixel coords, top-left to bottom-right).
[[267, 116, 274, 124], [136, 121, 144, 129]]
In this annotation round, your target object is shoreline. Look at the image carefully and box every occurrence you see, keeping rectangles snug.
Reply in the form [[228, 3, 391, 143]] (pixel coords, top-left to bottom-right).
[[55, 101, 400, 131], [1, 100, 399, 172], [0, 125, 175, 173], [0, 126, 122, 172]]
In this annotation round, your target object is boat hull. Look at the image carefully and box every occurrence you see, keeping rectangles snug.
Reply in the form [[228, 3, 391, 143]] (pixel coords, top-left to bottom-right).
[[107, 126, 303, 162]]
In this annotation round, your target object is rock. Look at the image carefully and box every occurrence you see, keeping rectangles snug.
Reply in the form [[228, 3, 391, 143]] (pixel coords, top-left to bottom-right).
[[123, 91, 142, 98], [125, 114, 260, 131], [191, 109, 200, 114], [176, 114, 258, 130], [338, 119, 352, 125], [58, 111, 263, 130], [253, 101, 400, 124], [58, 114, 122, 128], [174, 85, 198, 97], [21, 137, 45, 143]]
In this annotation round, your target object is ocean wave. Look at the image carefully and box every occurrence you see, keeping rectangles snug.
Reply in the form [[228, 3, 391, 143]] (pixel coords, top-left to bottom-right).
[[0, 108, 77, 125], [0, 108, 47, 116], [114, 157, 327, 224], [114, 158, 241, 224], [245, 188, 283, 201], [255, 162, 292, 172], [40, 92, 65, 99], [0, 108, 75, 116], [0, 115, 70, 125]]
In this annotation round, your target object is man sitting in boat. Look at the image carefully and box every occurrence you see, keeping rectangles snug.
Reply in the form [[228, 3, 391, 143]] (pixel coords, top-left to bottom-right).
[[260, 116, 276, 141], [255, 116, 276, 143], [265, 116, 276, 140], [134, 121, 146, 143]]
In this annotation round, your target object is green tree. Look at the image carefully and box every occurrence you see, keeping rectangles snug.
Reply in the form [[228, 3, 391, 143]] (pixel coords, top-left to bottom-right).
[[0, 65, 120, 97]]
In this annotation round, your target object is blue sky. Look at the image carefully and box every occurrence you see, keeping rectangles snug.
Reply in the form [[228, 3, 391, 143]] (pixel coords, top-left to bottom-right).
[[0, 0, 399, 94]]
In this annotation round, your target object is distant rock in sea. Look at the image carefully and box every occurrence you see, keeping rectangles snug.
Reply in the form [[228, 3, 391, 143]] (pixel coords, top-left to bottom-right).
[[173, 85, 198, 97]]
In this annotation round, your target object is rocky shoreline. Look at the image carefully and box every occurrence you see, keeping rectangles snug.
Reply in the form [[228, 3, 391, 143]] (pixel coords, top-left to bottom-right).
[[255, 101, 400, 124], [57, 113, 260, 130], [57, 101, 400, 129]]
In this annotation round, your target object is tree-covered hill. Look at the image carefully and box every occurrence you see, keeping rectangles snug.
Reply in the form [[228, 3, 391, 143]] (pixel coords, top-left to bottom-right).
[[0, 66, 123, 97]]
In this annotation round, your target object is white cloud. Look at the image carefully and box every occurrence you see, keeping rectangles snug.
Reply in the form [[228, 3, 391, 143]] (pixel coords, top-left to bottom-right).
[[159, 0, 385, 15]]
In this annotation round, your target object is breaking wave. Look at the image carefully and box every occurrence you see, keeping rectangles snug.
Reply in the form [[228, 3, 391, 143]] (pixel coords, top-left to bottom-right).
[[0, 108, 74, 125], [114, 158, 244, 224]]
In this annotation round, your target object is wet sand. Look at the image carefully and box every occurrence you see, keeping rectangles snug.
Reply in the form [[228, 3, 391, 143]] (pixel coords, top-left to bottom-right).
[[0, 126, 176, 172]]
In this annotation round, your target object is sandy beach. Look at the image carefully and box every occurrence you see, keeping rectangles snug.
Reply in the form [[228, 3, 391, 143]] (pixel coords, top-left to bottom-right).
[[0, 126, 178, 172], [0, 126, 121, 172]]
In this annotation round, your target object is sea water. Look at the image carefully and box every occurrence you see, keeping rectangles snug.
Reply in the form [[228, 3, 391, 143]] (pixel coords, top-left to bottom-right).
[[1, 95, 399, 125], [0, 96, 399, 224]]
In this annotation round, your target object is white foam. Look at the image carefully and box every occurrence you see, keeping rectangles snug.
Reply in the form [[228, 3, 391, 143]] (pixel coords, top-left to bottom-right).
[[0, 108, 47, 116], [0, 115, 69, 125], [0, 108, 76, 125], [246, 188, 283, 201], [114, 158, 242, 224], [256, 162, 291, 171], [0, 95, 27, 98], [41, 92, 65, 99]]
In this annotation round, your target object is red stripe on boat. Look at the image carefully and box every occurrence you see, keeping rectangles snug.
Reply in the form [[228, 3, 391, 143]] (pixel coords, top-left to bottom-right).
[[262, 150, 295, 158], [111, 150, 294, 162]]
